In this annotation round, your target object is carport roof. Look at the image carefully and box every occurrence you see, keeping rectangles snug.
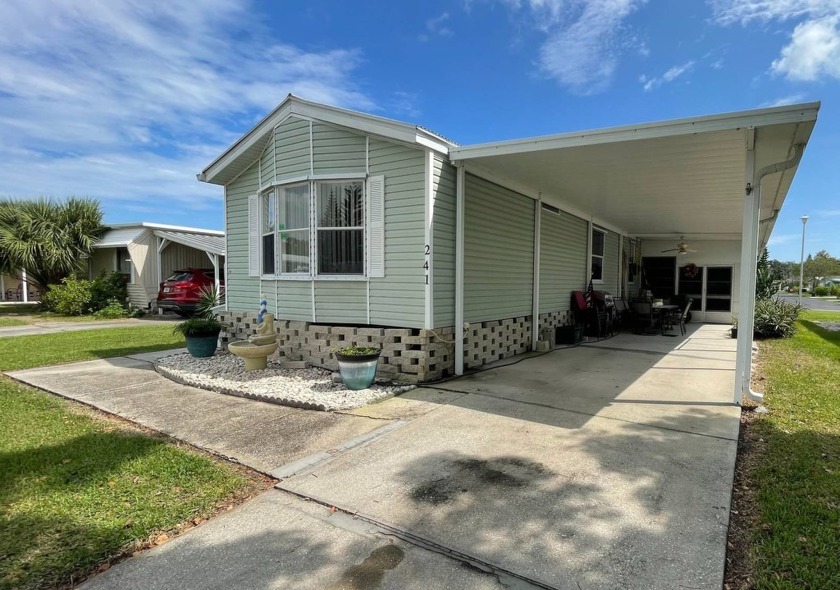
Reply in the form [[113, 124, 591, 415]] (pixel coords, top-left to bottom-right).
[[154, 230, 225, 257], [450, 102, 819, 245]]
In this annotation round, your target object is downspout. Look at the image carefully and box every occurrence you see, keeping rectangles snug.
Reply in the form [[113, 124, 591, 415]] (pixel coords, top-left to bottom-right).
[[737, 143, 804, 404], [454, 163, 466, 375]]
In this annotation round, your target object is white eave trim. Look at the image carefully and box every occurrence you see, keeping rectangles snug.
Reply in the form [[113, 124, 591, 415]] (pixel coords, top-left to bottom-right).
[[199, 95, 454, 184], [451, 102, 820, 160]]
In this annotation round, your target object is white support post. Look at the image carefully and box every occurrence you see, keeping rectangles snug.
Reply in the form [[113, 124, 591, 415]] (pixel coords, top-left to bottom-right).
[[618, 235, 624, 298], [206, 252, 220, 294], [734, 147, 759, 405], [585, 220, 593, 286], [424, 150, 435, 329], [21, 269, 28, 303], [455, 165, 466, 376], [531, 199, 541, 350]]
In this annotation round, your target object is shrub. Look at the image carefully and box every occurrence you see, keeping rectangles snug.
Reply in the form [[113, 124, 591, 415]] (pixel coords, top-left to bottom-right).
[[172, 317, 222, 337], [753, 297, 802, 338], [813, 286, 830, 297], [41, 276, 93, 316], [90, 272, 128, 311], [92, 299, 131, 319]]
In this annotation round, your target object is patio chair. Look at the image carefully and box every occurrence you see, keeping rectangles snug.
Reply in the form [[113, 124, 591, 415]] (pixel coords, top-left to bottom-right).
[[631, 302, 654, 334], [675, 297, 694, 336], [613, 298, 631, 331]]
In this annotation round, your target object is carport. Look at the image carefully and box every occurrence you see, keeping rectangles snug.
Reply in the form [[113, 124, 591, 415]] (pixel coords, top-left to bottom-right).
[[449, 102, 819, 404], [153, 229, 226, 294]]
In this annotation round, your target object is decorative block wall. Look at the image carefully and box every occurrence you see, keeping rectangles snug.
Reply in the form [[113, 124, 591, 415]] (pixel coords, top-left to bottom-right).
[[219, 310, 575, 383]]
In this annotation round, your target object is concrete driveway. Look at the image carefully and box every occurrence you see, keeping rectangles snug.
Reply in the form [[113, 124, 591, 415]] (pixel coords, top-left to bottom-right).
[[7, 324, 740, 589], [275, 324, 740, 589]]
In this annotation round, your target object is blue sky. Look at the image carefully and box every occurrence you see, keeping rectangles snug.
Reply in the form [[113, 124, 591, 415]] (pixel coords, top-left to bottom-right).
[[1, 0, 838, 262]]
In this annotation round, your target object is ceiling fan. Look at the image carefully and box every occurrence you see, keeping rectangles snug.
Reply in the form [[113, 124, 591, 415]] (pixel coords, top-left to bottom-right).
[[661, 236, 697, 255]]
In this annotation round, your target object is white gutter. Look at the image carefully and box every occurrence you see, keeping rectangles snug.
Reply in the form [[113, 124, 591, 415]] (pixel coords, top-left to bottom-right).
[[734, 143, 804, 404]]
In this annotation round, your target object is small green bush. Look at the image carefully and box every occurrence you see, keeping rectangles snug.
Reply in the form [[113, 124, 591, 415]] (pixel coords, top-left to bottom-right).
[[753, 297, 802, 338], [90, 272, 128, 311], [172, 317, 222, 337], [813, 286, 830, 297], [41, 276, 93, 316], [92, 299, 131, 319]]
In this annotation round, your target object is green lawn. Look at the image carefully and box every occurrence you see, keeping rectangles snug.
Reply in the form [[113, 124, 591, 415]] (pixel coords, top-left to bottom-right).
[[0, 325, 183, 372], [0, 317, 27, 327], [0, 325, 264, 589], [748, 310, 840, 588]]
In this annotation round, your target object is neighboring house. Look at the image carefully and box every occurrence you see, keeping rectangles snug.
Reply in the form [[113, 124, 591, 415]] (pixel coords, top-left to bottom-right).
[[199, 95, 818, 403], [90, 223, 225, 311], [816, 276, 840, 288], [1, 269, 38, 302]]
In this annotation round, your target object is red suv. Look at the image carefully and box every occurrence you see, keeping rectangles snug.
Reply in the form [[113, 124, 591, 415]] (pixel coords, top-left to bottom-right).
[[157, 268, 223, 316]]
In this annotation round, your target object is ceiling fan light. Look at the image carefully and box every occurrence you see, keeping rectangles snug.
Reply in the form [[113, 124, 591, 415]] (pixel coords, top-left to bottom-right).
[[678, 250, 688, 255]]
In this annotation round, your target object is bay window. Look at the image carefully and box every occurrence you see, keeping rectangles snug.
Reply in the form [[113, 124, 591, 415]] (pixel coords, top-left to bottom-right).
[[260, 179, 365, 278]]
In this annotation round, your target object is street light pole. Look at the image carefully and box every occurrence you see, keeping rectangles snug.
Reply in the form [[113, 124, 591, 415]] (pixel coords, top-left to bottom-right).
[[799, 215, 809, 306]]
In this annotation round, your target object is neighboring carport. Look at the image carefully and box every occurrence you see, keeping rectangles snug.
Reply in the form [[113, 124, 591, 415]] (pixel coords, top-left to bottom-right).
[[448, 102, 819, 404], [153, 229, 226, 294]]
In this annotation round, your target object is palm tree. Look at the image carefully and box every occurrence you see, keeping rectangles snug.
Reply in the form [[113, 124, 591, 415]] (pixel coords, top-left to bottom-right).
[[0, 198, 105, 292]]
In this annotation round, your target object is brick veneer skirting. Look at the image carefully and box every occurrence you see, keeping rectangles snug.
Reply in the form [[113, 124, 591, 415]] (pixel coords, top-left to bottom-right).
[[218, 310, 576, 383]]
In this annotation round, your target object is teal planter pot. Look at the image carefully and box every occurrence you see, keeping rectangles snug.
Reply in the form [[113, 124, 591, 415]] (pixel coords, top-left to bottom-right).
[[334, 351, 381, 390], [185, 332, 220, 358]]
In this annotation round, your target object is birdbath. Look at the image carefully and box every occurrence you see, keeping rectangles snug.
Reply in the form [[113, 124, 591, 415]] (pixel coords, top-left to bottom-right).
[[228, 313, 279, 371]]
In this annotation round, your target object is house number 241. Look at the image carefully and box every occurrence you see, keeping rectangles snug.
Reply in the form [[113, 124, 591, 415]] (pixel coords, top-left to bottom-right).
[[424, 244, 431, 285]]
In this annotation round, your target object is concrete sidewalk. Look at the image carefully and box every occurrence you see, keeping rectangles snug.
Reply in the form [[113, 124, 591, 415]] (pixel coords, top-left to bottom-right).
[[0, 318, 179, 338]]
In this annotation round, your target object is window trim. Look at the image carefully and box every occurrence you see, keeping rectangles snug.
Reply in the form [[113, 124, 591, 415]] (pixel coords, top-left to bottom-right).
[[591, 227, 606, 283], [115, 246, 134, 285], [259, 177, 368, 281]]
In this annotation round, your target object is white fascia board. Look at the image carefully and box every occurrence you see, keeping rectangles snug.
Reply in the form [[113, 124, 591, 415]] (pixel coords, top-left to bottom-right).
[[451, 102, 820, 160], [199, 103, 292, 183], [459, 161, 626, 236]]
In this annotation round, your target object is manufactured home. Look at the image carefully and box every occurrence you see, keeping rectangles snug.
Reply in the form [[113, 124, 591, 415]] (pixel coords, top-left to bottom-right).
[[199, 95, 818, 403], [90, 223, 225, 311]]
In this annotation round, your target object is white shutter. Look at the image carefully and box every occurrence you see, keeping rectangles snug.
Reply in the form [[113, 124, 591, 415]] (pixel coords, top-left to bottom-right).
[[248, 194, 260, 277], [366, 175, 385, 278]]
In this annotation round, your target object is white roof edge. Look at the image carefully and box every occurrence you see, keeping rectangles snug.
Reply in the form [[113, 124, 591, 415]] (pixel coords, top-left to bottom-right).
[[199, 94, 456, 184], [106, 222, 224, 235], [451, 101, 821, 160]]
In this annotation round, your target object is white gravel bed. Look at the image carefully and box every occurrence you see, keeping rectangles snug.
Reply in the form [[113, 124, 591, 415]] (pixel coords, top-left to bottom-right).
[[155, 352, 415, 411]]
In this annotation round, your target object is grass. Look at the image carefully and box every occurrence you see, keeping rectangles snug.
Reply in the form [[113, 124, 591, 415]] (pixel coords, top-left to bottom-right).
[[0, 325, 184, 372], [0, 318, 27, 327], [742, 310, 840, 588], [0, 324, 267, 588], [0, 379, 266, 590]]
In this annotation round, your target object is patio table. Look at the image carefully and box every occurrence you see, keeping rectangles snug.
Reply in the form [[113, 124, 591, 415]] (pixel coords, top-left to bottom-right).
[[653, 304, 679, 335]]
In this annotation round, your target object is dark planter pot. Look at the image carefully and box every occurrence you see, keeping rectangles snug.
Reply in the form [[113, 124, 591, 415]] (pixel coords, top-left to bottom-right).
[[730, 327, 737, 339], [184, 331, 221, 358], [334, 351, 381, 390]]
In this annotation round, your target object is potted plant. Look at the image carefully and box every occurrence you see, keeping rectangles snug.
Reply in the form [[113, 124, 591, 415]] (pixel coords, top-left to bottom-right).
[[173, 317, 223, 358], [333, 345, 381, 390]]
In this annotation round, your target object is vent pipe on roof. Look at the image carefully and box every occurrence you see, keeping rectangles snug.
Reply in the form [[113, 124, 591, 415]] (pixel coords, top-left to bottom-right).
[[739, 143, 804, 404]]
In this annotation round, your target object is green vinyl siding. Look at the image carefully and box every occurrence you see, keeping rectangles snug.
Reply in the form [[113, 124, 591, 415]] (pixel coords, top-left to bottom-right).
[[278, 281, 312, 321], [432, 155, 457, 327], [539, 208, 588, 314], [274, 117, 311, 180], [464, 174, 534, 323], [225, 161, 260, 312], [368, 139, 426, 327], [315, 281, 367, 323], [601, 230, 620, 294], [312, 122, 366, 175], [259, 137, 275, 186]]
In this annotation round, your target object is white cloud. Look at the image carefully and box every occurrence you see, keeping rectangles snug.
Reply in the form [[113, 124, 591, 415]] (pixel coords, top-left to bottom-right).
[[0, 0, 373, 221], [758, 93, 807, 106], [502, 0, 647, 94], [767, 233, 799, 246], [710, 0, 838, 25], [711, 0, 840, 82], [420, 12, 454, 41], [641, 61, 695, 91], [771, 16, 840, 80]]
